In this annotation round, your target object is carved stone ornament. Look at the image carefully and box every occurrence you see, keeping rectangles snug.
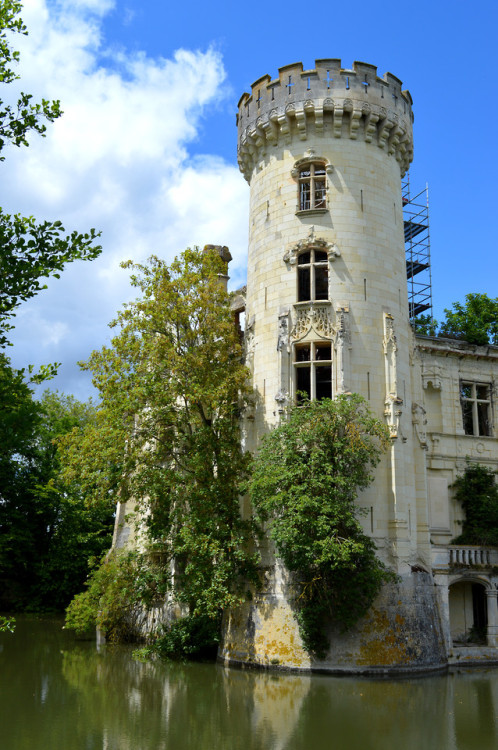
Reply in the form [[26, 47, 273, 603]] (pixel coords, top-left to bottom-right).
[[290, 154, 334, 180], [421, 365, 442, 391], [290, 304, 334, 341], [277, 310, 290, 351], [384, 394, 404, 440], [283, 227, 341, 265], [274, 389, 289, 414], [334, 307, 352, 394], [382, 313, 397, 353], [245, 314, 256, 356], [412, 402, 428, 449], [334, 307, 352, 347]]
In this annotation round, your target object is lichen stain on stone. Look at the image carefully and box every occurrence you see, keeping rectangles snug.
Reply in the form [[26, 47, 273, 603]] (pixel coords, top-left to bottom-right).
[[253, 610, 309, 667], [221, 600, 310, 668], [356, 608, 418, 666]]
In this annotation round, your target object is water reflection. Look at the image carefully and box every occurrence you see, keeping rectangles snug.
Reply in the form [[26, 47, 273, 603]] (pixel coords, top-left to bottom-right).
[[1, 617, 498, 750]]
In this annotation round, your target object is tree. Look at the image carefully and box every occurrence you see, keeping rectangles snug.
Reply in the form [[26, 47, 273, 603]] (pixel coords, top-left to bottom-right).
[[0, 1, 101, 347], [413, 294, 498, 346], [0, 381, 115, 610], [452, 462, 498, 547], [249, 396, 392, 657], [412, 313, 438, 337], [61, 248, 258, 651], [438, 293, 498, 346]]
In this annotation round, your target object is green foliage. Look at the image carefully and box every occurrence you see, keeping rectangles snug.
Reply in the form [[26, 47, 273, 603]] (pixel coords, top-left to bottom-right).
[[413, 314, 438, 337], [452, 462, 498, 547], [65, 551, 169, 641], [0, 0, 61, 156], [249, 396, 393, 657], [413, 294, 498, 347], [0, 1, 101, 347], [61, 248, 259, 648], [439, 294, 498, 346], [137, 614, 221, 662], [0, 614, 15, 632], [0, 212, 102, 347], [0, 378, 114, 610]]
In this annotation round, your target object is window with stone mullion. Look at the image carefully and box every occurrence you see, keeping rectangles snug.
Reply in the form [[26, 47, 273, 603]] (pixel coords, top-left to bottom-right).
[[294, 342, 332, 402], [460, 381, 492, 436], [298, 163, 326, 211], [297, 249, 329, 302]]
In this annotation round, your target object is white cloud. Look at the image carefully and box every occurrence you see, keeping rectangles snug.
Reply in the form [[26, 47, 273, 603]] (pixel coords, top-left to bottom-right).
[[3, 0, 249, 400]]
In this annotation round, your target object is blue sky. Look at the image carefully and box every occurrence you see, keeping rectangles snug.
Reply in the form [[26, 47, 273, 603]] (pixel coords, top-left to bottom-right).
[[4, 0, 498, 400]]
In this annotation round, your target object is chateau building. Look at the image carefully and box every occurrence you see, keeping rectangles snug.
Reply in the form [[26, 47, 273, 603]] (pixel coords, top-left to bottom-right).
[[113, 59, 498, 672]]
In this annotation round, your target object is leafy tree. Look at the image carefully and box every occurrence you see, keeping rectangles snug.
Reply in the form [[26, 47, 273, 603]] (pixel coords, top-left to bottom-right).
[[413, 294, 498, 346], [438, 293, 498, 346], [452, 462, 498, 547], [412, 313, 438, 337], [0, 0, 60, 155], [0, 0, 101, 347], [249, 396, 392, 657], [65, 551, 169, 642], [61, 248, 258, 653], [0, 379, 114, 610]]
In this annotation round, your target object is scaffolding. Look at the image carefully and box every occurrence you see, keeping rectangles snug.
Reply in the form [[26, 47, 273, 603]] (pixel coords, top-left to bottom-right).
[[402, 176, 433, 321]]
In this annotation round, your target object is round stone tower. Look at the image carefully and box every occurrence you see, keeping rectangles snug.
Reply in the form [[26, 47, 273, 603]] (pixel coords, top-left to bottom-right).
[[220, 60, 446, 673]]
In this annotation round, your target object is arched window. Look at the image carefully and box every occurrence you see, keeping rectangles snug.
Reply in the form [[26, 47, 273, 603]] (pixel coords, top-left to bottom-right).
[[294, 341, 332, 402], [297, 248, 329, 302], [298, 162, 327, 211]]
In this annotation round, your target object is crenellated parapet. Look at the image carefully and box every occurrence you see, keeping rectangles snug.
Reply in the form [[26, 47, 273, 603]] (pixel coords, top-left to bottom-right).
[[237, 59, 414, 181]]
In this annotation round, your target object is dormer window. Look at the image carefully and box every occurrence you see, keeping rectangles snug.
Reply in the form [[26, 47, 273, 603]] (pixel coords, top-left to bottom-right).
[[297, 249, 329, 302], [298, 163, 327, 211]]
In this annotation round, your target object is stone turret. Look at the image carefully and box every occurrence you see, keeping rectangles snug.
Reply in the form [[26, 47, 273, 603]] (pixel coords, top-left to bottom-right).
[[219, 60, 446, 674]]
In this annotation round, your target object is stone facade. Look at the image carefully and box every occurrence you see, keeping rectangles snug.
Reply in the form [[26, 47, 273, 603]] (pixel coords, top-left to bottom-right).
[[112, 59, 498, 672], [218, 60, 498, 673]]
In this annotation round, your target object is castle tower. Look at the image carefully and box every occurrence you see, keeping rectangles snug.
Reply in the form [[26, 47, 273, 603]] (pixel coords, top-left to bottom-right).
[[220, 60, 447, 673]]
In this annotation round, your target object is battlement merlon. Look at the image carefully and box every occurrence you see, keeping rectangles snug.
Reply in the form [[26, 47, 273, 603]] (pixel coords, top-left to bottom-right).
[[236, 59, 414, 182]]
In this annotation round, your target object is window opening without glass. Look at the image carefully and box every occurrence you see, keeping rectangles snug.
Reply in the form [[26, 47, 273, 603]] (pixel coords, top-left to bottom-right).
[[460, 381, 492, 436], [297, 249, 329, 302], [298, 163, 326, 211], [294, 342, 332, 402]]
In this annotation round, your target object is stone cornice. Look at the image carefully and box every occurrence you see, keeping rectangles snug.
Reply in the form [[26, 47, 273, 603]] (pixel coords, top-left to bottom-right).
[[415, 335, 498, 362], [237, 59, 413, 182]]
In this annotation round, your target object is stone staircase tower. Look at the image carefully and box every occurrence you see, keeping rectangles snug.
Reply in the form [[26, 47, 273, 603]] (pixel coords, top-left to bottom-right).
[[220, 60, 446, 672]]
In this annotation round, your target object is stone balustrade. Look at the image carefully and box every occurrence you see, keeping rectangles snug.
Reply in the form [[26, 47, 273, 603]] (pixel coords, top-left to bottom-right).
[[432, 545, 498, 570]]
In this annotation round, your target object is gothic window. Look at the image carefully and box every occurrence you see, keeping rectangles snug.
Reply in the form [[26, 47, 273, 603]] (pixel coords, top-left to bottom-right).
[[298, 163, 327, 211], [294, 342, 332, 403], [460, 381, 492, 436], [297, 249, 329, 302]]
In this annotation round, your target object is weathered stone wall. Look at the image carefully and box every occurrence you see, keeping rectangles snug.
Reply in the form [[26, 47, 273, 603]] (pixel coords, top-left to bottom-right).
[[220, 570, 446, 674]]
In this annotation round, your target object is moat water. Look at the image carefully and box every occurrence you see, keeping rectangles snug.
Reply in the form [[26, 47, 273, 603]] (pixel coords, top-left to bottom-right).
[[1, 617, 498, 750]]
